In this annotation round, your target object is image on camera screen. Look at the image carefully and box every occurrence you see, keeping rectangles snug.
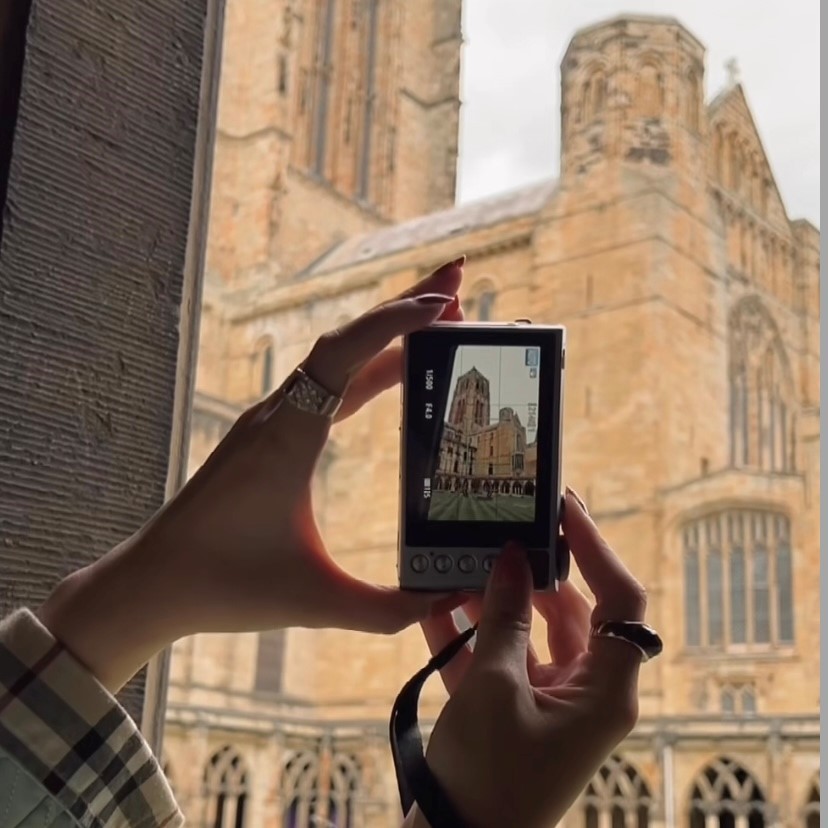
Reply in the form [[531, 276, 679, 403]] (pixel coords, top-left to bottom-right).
[[425, 345, 540, 522]]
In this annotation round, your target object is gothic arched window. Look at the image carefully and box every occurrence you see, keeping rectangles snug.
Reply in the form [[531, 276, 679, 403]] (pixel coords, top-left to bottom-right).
[[282, 749, 360, 828], [203, 746, 250, 828], [329, 755, 360, 828], [682, 510, 795, 650], [803, 776, 819, 828], [581, 68, 607, 122], [689, 758, 768, 828], [582, 755, 652, 828], [466, 285, 496, 321], [637, 62, 664, 118], [685, 69, 701, 132], [728, 297, 795, 471]]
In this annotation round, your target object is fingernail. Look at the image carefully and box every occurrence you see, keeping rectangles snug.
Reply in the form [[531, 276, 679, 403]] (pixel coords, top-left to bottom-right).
[[451, 255, 466, 268], [417, 293, 455, 305], [493, 543, 525, 587], [566, 486, 590, 515]]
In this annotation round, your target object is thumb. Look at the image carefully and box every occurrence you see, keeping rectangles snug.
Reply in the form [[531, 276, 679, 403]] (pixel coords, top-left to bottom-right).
[[473, 543, 533, 672]]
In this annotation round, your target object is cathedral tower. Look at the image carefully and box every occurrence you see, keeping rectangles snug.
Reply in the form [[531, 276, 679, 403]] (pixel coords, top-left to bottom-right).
[[559, 15, 706, 185], [448, 368, 490, 434], [205, 0, 463, 286]]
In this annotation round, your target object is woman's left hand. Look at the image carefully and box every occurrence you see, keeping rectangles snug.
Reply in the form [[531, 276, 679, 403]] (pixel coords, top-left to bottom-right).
[[38, 260, 467, 691]]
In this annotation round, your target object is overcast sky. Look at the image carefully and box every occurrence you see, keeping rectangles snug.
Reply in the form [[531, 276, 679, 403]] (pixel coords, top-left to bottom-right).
[[456, 1, 820, 227]]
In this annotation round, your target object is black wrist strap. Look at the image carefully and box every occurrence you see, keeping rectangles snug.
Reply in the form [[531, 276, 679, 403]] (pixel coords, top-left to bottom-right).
[[389, 624, 478, 827]]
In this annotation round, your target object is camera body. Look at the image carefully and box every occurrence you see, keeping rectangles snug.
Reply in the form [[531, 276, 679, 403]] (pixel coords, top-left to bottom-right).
[[398, 321, 567, 592]]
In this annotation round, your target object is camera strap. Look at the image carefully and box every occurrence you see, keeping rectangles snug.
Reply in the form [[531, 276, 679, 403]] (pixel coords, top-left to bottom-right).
[[389, 623, 478, 828]]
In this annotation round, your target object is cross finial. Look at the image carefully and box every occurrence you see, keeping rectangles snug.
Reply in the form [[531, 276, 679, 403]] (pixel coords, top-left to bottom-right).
[[725, 58, 740, 87]]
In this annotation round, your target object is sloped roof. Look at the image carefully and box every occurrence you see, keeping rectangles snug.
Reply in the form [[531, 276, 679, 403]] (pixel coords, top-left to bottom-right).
[[302, 178, 559, 278]]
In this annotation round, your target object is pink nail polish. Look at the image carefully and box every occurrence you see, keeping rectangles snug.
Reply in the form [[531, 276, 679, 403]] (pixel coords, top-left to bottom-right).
[[417, 293, 455, 305]]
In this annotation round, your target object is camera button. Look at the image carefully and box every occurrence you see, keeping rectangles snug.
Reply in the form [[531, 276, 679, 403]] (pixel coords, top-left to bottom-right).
[[482, 555, 497, 573], [458, 555, 476, 574], [411, 554, 429, 574], [434, 555, 453, 574]]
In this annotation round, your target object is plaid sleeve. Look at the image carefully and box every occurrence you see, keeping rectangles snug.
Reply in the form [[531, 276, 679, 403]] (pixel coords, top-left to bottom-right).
[[0, 608, 184, 828]]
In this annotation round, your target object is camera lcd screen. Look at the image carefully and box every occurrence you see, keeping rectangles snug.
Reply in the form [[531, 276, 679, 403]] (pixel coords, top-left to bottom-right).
[[402, 326, 564, 550], [423, 344, 540, 522]]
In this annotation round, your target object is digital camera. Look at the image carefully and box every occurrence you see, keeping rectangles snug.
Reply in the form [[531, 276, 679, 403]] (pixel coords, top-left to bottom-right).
[[398, 321, 568, 591]]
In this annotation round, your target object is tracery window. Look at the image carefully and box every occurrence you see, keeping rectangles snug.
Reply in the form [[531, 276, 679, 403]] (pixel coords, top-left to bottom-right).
[[688, 758, 768, 828], [309, 0, 337, 176], [203, 746, 250, 828], [582, 755, 652, 828], [728, 297, 795, 471], [682, 510, 795, 650], [282, 748, 360, 828]]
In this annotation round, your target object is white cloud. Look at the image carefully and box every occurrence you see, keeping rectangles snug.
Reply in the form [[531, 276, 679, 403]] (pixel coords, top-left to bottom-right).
[[457, 1, 819, 225]]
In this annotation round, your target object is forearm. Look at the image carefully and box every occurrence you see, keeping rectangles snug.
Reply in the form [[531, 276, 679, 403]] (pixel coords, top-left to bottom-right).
[[36, 534, 181, 693]]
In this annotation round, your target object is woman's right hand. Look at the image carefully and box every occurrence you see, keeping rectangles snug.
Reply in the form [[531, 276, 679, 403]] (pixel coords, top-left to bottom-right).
[[412, 490, 650, 828]]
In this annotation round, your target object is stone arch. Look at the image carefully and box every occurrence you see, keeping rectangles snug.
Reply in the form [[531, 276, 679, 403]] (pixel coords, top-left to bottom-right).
[[525, 480, 535, 496], [582, 754, 653, 828], [203, 745, 250, 828], [637, 59, 664, 119], [513, 482, 523, 496], [328, 753, 360, 828], [581, 64, 607, 123], [281, 750, 320, 827], [688, 757, 769, 828], [728, 296, 795, 471], [802, 773, 819, 828]]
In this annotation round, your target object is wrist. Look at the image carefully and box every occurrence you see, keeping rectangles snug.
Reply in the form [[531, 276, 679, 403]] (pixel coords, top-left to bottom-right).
[[37, 534, 182, 693]]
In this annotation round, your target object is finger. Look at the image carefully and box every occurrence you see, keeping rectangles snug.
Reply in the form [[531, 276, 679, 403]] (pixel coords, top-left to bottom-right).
[[472, 543, 533, 676], [319, 563, 468, 636], [334, 292, 465, 422], [563, 489, 648, 679], [397, 255, 465, 301], [303, 257, 465, 397], [421, 611, 474, 694], [462, 594, 544, 680], [532, 581, 591, 666], [563, 489, 647, 623], [335, 347, 402, 422]]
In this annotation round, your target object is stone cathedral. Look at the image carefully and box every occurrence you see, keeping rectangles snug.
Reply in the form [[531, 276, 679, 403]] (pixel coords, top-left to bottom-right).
[[162, 8, 820, 828]]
